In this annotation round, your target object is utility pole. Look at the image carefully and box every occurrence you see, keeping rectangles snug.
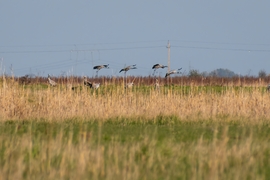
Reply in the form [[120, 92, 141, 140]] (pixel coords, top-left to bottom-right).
[[167, 41, 170, 73]]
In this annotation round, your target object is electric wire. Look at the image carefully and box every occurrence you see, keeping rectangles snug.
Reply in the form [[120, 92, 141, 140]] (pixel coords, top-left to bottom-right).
[[2, 40, 270, 76]]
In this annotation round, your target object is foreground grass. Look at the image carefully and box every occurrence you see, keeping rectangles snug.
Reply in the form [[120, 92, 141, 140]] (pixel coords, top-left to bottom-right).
[[1, 117, 270, 180]]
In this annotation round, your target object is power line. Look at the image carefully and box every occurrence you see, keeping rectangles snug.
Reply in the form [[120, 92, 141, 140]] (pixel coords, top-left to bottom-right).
[[172, 45, 270, 52], [13, 57, 154, 75], [171, 39, 270, 47], [4, 40, 270, 76], [2, 39, 270, 48], [0, 45, 165, 54], [1, 44, 270, 54], [13, 59, 75, 72], [0, 40, 167, 48]]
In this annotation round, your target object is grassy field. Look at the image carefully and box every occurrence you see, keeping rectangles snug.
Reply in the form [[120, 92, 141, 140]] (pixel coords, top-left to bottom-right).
[[1, 76, 270, 179], [1, 119, 270, 180]]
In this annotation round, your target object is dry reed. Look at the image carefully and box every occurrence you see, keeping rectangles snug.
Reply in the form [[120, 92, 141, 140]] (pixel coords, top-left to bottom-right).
[[1, 76, 270, 122]]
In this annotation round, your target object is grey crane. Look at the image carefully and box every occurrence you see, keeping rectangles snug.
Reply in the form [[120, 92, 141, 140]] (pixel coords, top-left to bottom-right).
[[19, 75, 30, 85], [93, 64, 109, 77], [125, 82, 134, 89], [92, 82, 100, 89], [48, 74, 57, 86], [83, 76, 92, 88], [119, 64, 137, 86], [119, 64, 137, 74], [165, 68, 182, 78], [154, 78, 160, 91], [152, 64, 167, 76], [83, 76, 100, 89], [125, 77, 136, 89]]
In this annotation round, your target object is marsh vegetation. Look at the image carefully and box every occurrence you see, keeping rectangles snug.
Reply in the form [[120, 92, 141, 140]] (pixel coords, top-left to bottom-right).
[[1, 76, 270, 179]]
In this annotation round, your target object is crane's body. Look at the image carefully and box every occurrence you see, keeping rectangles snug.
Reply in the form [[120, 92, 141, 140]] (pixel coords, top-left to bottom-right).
[[83, 76, 100, 89], [125, 77, 136, 89], [93, 64, 109, 70], [165, 68, 182, 78], [48, 74, 57, 86], [152, 64, 168, 76], [152, 64, 167, 70], [93, 64, 109, 77], [125, 82, 134, 89], [119, 64, 137, 73], [92, 82, 100, 89], [154, 78, 160, 90], [83, 76, 92, 88]]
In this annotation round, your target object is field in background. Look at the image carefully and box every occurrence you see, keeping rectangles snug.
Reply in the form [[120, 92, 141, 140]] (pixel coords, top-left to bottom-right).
[[1, 76, 270, 179]]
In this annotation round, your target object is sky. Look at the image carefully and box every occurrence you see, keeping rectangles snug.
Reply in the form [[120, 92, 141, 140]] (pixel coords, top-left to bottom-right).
[[0, 1, 270, 77]]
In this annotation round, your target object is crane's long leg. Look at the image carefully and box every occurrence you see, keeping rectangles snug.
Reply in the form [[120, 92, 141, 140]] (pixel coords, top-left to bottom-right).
[[152, 69, 157, 76]]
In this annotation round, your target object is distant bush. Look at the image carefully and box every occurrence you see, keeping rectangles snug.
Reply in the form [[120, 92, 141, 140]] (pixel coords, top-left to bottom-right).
[[258, 69, 267, 78], [209, 68, 237, 77]]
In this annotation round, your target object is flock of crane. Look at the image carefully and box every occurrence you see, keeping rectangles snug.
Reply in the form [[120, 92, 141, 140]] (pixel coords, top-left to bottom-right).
[[93, 64, 182, 77], [47, 64, 270, 92], [47, 63, 182, 89]]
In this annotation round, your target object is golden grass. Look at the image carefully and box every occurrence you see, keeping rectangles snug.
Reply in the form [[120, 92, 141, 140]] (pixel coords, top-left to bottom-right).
[[1, 77, 270, 122], [0, 125, 268, 180]]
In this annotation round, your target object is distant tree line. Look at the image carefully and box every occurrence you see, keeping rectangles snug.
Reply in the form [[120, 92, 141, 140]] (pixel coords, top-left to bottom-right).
[[187, 68, 269, 78]]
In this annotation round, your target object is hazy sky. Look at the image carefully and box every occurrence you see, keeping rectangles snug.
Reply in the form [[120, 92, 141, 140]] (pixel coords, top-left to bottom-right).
[[1, 1, 270, 77]]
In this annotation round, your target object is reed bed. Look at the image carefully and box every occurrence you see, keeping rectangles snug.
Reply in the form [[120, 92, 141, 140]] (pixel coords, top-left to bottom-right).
[[0, 76, 270, 122]]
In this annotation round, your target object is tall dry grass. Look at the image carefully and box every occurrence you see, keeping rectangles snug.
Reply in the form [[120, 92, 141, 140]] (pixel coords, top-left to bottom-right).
[[1, 75, 270, 122], [0, 125, 268, 180]]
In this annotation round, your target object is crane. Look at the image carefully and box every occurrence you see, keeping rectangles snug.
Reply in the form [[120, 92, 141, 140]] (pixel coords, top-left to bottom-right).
[[93, 64, 109, 77], [92, 82, 100, 89], [83, 76, 100, 89], [125, 82, 134, 89], [119, 64, 137, 74], [165, 68, 182, 78], [125, 77, 136, 89], [152, 64, 167, 76], [47, 74, 57, 86], [83, 76, 92, 88], [154, 78, 160, 91]]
